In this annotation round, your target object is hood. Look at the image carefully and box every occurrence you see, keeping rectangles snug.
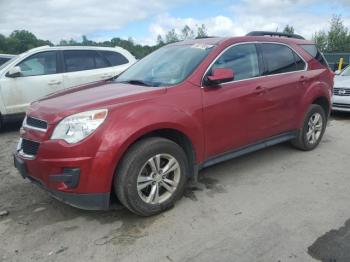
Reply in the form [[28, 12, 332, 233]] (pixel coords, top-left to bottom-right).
[[28, 81, 166, 123], [334, 75, 350, 88]]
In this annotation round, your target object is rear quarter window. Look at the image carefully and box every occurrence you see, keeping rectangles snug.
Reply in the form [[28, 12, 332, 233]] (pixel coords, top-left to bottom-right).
[[300, 44, 329, 68], [101, 51, 129, 66]]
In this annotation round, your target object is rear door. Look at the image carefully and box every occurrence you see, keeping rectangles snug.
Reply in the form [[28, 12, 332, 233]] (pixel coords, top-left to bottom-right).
[[251, 43, 307, 139], [62, 50, 113, 88], [0, 51, 63, 114]]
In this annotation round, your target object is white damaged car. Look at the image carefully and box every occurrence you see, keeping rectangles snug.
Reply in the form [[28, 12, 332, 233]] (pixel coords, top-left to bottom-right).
[[332, 65, 350, 112]]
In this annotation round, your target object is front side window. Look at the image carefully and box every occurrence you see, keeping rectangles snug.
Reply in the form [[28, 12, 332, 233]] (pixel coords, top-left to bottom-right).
[[64, 50, 107, 72], [210, 44, 260, 81], [117, 44, 214, 87], [17, 51, 57, 77], [261, 44, 302, 75]]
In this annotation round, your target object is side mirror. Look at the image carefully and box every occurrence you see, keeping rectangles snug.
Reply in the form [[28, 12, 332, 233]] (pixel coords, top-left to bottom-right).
[[7, 66, 22, 78], [334, 70, 341, 75], [207, 68, 234, 85]]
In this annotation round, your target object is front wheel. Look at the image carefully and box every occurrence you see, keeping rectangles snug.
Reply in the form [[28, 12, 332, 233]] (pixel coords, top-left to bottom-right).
[[114, 137, 188, 216], [291, 104, 326, 151]]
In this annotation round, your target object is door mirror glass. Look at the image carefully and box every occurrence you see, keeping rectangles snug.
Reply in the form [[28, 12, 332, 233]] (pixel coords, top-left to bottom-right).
[[7, 66, 21, 78], [207, 68, 234, 85]]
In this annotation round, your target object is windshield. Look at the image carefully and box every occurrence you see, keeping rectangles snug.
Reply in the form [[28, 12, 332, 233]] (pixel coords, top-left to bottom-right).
[[116, 44, 214, 87], [0, 56, 16, 71], [341, 65, 350, 76]]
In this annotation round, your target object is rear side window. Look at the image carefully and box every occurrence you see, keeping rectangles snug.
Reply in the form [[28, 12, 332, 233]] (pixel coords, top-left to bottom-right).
[[101, 51, 129, 66], [211, 44, 260, 81], [0, 58, 10, 66], [300, 44, 328, 67], [63, 50, 109, 72], [261, 44, 305, 75]]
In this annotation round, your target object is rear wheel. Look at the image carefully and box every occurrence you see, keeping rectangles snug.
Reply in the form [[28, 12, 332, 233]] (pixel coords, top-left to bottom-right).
[[291, 104, 326, 151], [114, 137, 188, 216]]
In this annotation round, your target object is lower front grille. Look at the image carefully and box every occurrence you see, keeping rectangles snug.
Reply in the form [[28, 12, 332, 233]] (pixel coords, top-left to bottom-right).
[[21, 139, 40, 156], [333, 103, 350, 109]]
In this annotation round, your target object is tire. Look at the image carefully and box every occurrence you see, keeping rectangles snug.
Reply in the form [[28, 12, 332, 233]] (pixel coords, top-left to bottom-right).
[[291, 104, 327, 151], [114, 137, 189, 216]]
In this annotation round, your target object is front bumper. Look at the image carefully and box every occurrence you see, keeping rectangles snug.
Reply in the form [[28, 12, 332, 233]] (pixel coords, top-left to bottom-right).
[[14, 154, 111, 210], [332, 95, 350, 112]]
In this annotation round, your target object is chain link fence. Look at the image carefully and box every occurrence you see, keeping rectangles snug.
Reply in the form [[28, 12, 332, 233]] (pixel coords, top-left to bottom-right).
[[324, 53, 350, 71]]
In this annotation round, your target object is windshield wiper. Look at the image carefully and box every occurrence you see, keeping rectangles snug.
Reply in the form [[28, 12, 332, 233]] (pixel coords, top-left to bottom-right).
[[118, 79, 152, 86]]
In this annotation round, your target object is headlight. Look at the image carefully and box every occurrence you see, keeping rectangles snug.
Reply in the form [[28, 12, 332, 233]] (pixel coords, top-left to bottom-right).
[[51, 109, 108, 144]]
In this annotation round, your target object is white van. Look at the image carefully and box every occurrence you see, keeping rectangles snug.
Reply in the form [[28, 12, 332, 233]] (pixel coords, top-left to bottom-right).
[[0, 46, 136, 128]]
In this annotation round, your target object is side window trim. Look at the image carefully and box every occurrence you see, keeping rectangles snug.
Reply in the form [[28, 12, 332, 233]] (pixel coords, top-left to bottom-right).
[[14, 51, 59, 77], [202, 43, 261, 85], [258, 43, 307, 76], [201, 41, 308, 87]]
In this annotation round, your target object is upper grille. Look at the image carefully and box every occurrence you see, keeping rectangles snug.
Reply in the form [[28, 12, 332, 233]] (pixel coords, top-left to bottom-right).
[[25, 116, 48, 131], [334, 88, 350, 96], [21, 139, 40, 156]]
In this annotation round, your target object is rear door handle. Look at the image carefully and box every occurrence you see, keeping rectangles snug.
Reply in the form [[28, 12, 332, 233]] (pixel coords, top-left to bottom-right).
[[254, 86, 266, 95], [299, 76, 309, 83], [100, 74, 113, 79], [48, 80, 61, 85]]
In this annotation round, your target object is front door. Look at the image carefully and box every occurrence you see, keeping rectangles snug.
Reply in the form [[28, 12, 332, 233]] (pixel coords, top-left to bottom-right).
[[0, 51, 63, 114], [202, 43, 267, 158]]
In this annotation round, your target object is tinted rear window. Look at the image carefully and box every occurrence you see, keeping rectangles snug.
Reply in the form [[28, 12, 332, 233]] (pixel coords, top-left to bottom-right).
[[101, 51, 129, 66], [300, 44, 329, 67], [63, 50, 109, 72], [261, 44, 305, 75], [0, 57, 10, 66]]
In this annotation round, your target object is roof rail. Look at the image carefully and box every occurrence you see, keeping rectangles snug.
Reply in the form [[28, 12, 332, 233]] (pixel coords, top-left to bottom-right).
[[246, 31, 305, 40], [195, 36, 217, 39]]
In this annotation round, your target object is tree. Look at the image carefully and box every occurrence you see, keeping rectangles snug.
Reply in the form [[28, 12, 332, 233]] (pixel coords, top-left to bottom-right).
[[181, 25, 195, 40], [165, 29, 179, 43], [327, 15, 349, 52], [196, 24, 208, 38], [313, 31, 328, 52], [156, 35, 165, 46], [283, 25, 295, 34]]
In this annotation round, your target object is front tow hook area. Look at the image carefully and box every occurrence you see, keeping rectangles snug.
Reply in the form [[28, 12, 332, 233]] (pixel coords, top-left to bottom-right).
[[49, 168, 80, 189]]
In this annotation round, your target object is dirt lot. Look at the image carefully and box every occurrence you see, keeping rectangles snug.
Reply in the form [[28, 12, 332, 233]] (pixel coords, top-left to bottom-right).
[[1, 114, 350, 262]]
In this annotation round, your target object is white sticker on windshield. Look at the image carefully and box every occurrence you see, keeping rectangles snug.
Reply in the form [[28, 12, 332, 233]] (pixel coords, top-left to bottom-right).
[[191, 43, 214, 50]]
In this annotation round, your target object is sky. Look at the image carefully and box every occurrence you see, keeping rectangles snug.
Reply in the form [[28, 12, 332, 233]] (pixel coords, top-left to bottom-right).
[[1, 0, 350, 45]]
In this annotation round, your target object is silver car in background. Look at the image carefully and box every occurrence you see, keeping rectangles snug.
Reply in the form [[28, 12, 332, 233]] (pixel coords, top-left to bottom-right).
[[332, 65, 350, 112]]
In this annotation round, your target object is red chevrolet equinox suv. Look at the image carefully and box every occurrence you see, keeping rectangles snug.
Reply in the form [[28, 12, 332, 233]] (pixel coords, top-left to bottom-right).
[[14, 31, 334, 216]]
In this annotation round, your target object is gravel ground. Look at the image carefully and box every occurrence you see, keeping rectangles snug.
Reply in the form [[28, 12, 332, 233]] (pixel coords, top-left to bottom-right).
[[0, 114, 350, 262]]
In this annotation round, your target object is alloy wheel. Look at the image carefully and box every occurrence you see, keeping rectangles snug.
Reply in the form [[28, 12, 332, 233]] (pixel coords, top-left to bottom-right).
[[306, 112, 323, 144], [137, 154, 181, 204]]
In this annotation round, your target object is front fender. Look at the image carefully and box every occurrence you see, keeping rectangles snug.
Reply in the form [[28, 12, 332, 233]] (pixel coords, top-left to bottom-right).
[[99, 101, 204, 175]]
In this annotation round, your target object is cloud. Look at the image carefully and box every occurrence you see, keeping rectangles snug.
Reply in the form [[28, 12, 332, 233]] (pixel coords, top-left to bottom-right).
[[146, 0, 350, 45], [0, 0, 186, 43]]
